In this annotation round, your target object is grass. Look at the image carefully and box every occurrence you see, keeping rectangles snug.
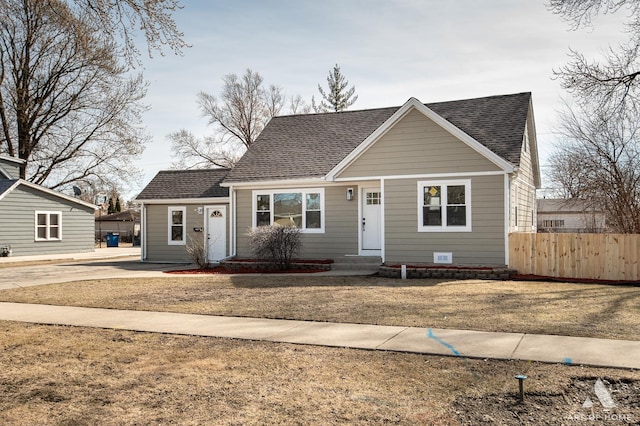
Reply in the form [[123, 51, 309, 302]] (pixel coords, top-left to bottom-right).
[[1, 275, 638, 340], [1, 274, 639, 424], [1, 321, 638, 425]]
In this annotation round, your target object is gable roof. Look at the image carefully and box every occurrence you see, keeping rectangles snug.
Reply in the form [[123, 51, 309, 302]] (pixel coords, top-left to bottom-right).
[[0, 178, 97, 210], [223, 92, 533, 184], [136, 168, 230, 201]]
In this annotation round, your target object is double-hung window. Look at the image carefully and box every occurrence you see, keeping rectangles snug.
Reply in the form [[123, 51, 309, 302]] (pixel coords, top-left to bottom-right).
[[418, 180, 471, 232], [35, 211, 62, 241], [168, 207, 186, 245], [253, 189, 324, 232]]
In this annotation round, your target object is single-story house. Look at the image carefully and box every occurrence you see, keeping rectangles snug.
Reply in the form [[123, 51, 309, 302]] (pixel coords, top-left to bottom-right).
[[537, 198, 607, 233], [0, 155, 97, 257], [136, 168, 230, 263], [138, 92, 540, 266]]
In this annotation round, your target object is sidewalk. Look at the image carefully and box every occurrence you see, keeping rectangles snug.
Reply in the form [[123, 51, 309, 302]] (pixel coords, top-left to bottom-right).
[[0, 247, 141, 263], [0, 302, 637, 370]]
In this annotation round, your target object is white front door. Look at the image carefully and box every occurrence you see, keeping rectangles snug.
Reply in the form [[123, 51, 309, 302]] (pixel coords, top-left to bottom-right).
[[362, 188, 381, 251], [207, 206, 226, 262]]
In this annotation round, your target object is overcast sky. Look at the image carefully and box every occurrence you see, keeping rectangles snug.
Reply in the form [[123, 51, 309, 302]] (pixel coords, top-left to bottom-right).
[[132, 0, 629, 197]]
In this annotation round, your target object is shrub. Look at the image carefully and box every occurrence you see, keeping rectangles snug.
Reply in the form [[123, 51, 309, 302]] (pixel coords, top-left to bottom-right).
[[247, 225, 302, 270], [186, 235, 208, 269]]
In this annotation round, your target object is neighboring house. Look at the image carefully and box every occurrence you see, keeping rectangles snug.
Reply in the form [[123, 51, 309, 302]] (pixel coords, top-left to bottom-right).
[[537, 198, 607, 233], [95, 209, 141, 243], [0, 155, 96, 257], [135, 169, 230, 263], [221, 92, 540, 266]]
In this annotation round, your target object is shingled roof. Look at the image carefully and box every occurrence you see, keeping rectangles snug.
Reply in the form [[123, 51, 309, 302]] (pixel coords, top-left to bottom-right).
[[223, 92, 531, 183], [136, 169, 230, 200]]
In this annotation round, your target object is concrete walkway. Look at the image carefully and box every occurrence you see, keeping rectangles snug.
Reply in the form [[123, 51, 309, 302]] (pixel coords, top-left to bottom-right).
[[0, 302, 638, 370]]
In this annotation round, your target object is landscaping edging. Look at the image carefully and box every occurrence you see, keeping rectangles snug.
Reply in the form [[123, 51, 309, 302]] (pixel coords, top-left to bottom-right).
[[379, 265, 517, 280], [220, 259, 333, 273]]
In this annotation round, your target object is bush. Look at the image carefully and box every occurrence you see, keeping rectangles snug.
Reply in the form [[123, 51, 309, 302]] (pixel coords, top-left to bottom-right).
[[186, 235, 208, 269], [247, 225, 302, 270]]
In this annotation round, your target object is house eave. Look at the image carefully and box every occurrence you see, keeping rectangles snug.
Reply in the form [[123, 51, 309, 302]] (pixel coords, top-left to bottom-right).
[[221, 177, 328, 189], [135, 197, 230, 204], [0, 179, 97, 210]]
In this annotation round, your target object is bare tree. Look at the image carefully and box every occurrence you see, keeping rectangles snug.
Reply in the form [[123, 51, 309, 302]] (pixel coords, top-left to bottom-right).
[[171, 69, 288, 168], [0, 0, 148, 192], [64, 0, 187, 64], [549, 99, 640, 233], [168, 130, 238, 169], [312, 64, 358, 112], [548, 0, 640, 110]]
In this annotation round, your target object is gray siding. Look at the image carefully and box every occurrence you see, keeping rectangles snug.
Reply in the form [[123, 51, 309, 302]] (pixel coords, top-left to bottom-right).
[[235, 185, 359, 260], [0, 157, 21, 179], [384, 174, 506, 265], [0, 185, 95, 256], [143, 202, 229, 262], [338, 109, 501, 178], [511, 120, 537, 232]]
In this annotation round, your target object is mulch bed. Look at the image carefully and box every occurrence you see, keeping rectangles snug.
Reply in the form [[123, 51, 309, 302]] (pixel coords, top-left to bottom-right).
[[165, 259, 333, 275]]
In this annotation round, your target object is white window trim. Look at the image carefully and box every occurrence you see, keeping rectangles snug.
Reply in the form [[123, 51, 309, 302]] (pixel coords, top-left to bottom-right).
[[168, 206, 186, 245], [35, 211, 62, 241], [252, 188, 325, 233], [418, 180, 472, 232]]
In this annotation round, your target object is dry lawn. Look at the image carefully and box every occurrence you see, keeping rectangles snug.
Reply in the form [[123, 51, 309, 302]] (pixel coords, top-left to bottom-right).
[[1, 321, 638, 425], [1, 273, 639, 424], [1, 275, 638, 340]]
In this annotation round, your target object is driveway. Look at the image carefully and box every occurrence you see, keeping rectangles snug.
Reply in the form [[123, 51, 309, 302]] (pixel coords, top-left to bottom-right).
[[0, 257, 177, 290]]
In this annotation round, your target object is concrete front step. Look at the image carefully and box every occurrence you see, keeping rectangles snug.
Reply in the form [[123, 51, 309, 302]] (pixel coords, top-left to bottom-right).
[[331, 256, 382, 272]]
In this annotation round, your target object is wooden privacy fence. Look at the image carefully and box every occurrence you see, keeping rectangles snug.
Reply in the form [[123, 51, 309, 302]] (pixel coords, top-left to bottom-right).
[[509, 233, 640, 281]]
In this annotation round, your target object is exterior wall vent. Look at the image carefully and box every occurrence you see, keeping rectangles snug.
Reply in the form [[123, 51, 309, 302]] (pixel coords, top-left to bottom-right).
[[433, 252, 453, 264]]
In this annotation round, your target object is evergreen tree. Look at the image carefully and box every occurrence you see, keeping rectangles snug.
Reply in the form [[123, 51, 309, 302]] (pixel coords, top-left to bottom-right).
[[108, 198, 115, 214], [313, 64, 358, 112], [115, 197, 122, 213]]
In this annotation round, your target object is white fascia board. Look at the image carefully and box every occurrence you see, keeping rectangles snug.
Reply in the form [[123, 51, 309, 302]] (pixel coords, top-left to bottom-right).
[[221, 177, 328, 189], [326, 97, 516, 181], [0, 155, 26, 165], [134, 197, 230, 204], [333, 170, 508, 182], [5, 180, 97, 210]]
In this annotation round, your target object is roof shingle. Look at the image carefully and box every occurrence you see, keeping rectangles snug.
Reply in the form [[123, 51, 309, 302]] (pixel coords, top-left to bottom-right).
[[224, 92, 531, 183], [136, 169, 230, 200]]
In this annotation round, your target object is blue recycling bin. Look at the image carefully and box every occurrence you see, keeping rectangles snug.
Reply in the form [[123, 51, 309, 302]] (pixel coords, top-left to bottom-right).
[[106, 233, 119, 247]]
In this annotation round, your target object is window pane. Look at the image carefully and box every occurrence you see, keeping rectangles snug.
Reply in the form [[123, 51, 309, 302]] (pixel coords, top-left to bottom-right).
[[306, 193, 320, 210], [257, 194, 270, 211], [49, 214, 59, 226], [256, 211, 271, 227], [366, 192, 381, 205], [37, 214, 47, 226], [306, 211, 321, 229], [447, 185, 465, 205], [424, 186, 441, 207], [423, 206, 442, 226], [171, 210, 183, 225], [37, 227, 47, 239], [49, 226, 59, 239], [171, 225, 183, 241], [447, 206, 466, 226], [274, 193, 302, 227]]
